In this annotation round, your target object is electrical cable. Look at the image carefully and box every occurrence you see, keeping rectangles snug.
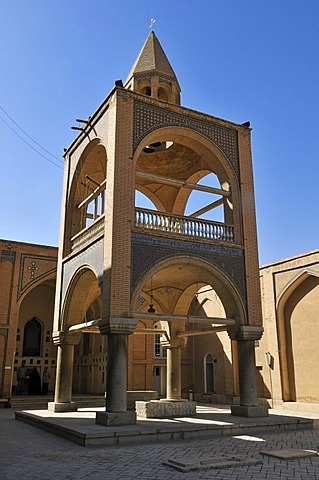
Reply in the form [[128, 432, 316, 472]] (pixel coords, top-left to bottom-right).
[[0, 114, 64, 171]]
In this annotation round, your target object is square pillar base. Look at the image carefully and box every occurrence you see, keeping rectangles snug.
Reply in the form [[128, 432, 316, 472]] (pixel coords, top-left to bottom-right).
[[136, 400, 197, 418], [48, 402, 78, 413], [231, 405, 269, 418], [96, 410, 136, 426]]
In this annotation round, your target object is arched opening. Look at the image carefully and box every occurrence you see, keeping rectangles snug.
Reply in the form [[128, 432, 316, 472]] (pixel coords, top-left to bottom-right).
[[62, 267, 105, 395], [64, 139, 107, 255], [185, 173, 224, 223], [134, 127, 239, 245], [23, 317, 42, 357], [141, 86, 151, 96], [135, 191, 157, 210], [131, 256, 244, 399], [205, 354, 214, 393]]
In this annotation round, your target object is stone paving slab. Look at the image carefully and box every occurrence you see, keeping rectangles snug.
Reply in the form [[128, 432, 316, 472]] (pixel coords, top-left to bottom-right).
[[165, 454, 262, 472], [260, 448, 318, 459]]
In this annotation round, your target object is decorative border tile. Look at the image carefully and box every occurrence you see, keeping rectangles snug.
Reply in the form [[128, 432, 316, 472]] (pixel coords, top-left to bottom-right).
[[133, 101, 239, 177]]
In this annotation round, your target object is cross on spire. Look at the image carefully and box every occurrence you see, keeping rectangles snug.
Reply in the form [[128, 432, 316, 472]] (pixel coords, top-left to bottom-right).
[[149, 18, 155, 31]]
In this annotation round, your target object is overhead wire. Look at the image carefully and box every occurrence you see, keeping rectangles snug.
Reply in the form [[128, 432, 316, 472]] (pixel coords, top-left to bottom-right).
[[0, 105, 64, 171]]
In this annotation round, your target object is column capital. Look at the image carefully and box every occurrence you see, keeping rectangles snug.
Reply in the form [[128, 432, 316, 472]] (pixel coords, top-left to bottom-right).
[[98, 317, 137, 335], [52, 331, 81, 346], [228, 325, 264, 341]]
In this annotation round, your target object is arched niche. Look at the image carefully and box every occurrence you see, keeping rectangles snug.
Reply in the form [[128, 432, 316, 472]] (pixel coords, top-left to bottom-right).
[[277, 270, 319, 402]]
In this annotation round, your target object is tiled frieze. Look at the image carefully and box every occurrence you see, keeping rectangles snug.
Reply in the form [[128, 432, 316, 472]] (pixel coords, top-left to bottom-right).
[[133, 100, 239, 177], [131, 234, 246, 306]]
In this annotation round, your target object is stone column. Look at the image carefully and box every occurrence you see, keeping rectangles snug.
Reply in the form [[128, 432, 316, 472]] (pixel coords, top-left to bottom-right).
[[96, 317, 137, 426], [229, 326, 268, 417], [166, 344, 182, 400], [107, 334, 128, 412], [48, 331, 81, 413]]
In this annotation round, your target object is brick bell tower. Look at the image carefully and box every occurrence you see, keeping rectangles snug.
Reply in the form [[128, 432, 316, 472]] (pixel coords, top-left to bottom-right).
[[49, 31, 267, 424]]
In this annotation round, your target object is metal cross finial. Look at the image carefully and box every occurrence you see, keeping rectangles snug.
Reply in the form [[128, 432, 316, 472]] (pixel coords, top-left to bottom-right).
[[149, 18, 155, 31]]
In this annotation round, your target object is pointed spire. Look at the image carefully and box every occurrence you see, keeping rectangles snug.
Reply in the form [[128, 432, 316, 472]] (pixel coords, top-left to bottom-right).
[[125, 31, 179, 84], [124, 32, 181, 107]]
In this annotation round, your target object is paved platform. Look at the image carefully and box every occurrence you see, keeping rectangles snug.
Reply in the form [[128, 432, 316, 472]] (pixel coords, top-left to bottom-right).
[[2, 405, 319, 479], [15, 404, 313, 446]]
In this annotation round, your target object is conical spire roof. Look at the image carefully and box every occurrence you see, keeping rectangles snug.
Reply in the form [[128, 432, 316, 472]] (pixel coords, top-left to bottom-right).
[[125, 31, 179, 86]]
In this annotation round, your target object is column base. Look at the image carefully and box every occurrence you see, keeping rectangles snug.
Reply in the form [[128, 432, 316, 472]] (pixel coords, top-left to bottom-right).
[[231, 405, 269, 418], [96, 410, 136, 426], [136, 400, 197, 418], [48, 402, 78, 413]]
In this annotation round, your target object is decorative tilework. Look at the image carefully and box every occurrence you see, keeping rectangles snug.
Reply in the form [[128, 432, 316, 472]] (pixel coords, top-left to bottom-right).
[[133, 101, 239, 177], [18, 255, 57, 300], [1, 251, 16, 263], [131, 234, 246, 307], [134, 72, 176, 83]]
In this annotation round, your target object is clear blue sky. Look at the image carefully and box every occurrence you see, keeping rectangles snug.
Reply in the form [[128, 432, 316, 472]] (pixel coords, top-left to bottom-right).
[[1, 1, 318, 266]]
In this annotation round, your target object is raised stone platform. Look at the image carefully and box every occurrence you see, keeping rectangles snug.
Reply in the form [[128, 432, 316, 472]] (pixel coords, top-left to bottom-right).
[[15, 404, 313, 447], [136, 400, 196, 418]]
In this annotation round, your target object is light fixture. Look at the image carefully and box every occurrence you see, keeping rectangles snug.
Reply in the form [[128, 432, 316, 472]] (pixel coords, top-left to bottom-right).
[[148, 277, 155, 313]]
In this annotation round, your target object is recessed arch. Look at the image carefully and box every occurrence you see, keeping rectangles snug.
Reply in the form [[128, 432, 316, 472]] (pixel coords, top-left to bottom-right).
[[204, 353, 215, 393], [277, 270, 319, 401], [22, 317, 43, 357]]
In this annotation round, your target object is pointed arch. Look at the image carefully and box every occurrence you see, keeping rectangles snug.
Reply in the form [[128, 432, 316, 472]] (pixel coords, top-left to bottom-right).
[[61, 265, 102, 330], [131, 255, 245, 325], [22, 317, 43, 357], [277, 269, 319, 401]]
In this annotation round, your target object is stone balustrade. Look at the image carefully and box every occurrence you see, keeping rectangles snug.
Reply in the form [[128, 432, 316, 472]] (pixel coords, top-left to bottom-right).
[[135, 208, 234, 242]]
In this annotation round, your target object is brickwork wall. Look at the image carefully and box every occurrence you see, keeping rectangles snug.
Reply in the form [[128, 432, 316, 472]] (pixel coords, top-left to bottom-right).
[[237, 128, 262, 326], [0, 240, 57, 398]]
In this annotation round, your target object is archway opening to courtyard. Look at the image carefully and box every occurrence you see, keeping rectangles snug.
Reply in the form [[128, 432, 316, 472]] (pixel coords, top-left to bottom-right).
[[131, 256, 244, 401]]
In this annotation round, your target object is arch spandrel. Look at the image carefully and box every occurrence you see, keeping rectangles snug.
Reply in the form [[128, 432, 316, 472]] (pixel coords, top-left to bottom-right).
[[132, 102, 240, 177]]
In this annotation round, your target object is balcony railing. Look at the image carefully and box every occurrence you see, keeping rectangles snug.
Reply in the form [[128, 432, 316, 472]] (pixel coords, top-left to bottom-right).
[[135, 208, 234, 242], [71, 215, 105, 251]]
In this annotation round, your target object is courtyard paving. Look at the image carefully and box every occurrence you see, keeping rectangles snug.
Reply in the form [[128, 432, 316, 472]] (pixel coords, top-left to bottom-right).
[[1, 405, 319, 479]]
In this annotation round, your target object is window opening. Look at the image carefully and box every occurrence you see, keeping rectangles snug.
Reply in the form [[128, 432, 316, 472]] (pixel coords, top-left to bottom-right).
[[23, 317, 42, 357], [154, 334, 166, 358]]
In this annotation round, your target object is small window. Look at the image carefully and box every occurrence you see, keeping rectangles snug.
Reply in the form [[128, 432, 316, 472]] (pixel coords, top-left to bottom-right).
[[141, 86, 151, 96], [154, 334, 166, 358]]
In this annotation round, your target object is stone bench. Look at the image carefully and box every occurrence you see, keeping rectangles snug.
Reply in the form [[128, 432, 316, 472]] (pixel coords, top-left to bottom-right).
[[136, 400, 196, 418]]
